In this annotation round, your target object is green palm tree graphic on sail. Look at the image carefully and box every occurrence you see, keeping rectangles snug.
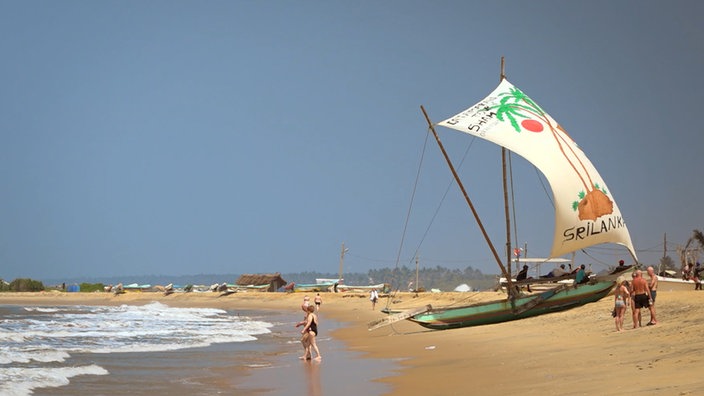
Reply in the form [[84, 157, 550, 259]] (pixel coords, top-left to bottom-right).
[[489, 86, 614, 221]]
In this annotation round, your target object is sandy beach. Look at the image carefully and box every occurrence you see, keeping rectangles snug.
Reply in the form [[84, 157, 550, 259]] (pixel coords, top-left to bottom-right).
[[2, 289, 703, 395]]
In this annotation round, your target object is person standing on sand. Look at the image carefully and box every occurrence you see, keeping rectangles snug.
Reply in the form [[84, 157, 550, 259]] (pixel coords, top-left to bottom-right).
[[301, 304, 321, 360], [295, 305, 312, 359], [613, 277, 630, 332], [628, 272, 640, 326], [646, 266, 658, 325], [631, 270, 651, 329], [370, 289, 379, 310], [314, 293, 322, 312]]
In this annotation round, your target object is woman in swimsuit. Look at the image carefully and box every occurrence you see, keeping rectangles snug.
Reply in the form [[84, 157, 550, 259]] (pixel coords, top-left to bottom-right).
[[614, 277, 630, 332], [302, 304, 322, 360]]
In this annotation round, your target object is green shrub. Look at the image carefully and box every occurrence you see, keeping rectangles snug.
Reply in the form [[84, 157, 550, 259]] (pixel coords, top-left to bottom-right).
[[8, 278, 45, 292], [79, 283, 105, 292]]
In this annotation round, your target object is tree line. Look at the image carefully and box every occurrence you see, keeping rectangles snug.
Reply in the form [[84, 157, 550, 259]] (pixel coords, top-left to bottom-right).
[[4, 265, 497, 293], [285, 265, 497, 292]]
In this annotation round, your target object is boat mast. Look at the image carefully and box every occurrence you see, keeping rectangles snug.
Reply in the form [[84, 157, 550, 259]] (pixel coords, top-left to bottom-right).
[[419, 106, 516, 297], [500, 57, 513, 278]]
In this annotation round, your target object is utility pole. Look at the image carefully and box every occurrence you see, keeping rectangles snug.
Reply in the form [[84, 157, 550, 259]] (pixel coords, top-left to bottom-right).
[[415, 255, 420, 292], [338, 242, 348, 283]]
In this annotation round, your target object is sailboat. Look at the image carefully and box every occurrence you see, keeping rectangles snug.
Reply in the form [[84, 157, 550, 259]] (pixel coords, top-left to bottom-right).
[[369, 61, 637, 331]]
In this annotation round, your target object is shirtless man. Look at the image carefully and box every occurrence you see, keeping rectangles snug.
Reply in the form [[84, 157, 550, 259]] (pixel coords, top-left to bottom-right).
[[646, 266, 658, 325], [631, 270, 651, 329]]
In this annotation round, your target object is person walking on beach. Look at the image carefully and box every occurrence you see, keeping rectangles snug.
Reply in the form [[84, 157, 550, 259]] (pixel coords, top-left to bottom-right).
[[646, 266, 658, 325], [301, 304, 321, 360], [370, 289, 379, 310], [613, 277, 630, 332], [631, 270, 651, 329], [295, 303, 312, 359], [314, 293, 322, 312]]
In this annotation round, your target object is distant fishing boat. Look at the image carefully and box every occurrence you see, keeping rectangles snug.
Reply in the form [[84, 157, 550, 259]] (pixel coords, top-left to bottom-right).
[[337, 283, 389, 294], [122, 283, 154, 292], [232, 284, 271, 292], [656, 274, 699, 291], [370, 59, 636, 331], [293, 281, 335, 293]]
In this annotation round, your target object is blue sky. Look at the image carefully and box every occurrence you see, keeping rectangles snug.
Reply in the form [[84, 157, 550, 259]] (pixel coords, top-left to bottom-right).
[[1, 1, 702, 281]]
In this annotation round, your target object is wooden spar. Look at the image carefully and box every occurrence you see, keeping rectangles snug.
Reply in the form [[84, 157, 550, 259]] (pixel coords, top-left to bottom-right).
[[500, 56, 505, 80], [512, 283, 568, 314], [367, 305, 432, 331], [500, 56, 513, 279], [502, 145, 512, 276], [419, 106, 515, 296]]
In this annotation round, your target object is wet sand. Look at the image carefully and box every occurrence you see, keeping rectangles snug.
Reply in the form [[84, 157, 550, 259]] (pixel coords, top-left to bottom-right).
[[2, 288, 703, 395]]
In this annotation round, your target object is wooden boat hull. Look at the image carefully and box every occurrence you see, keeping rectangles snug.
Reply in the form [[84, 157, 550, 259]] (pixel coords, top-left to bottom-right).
[[293, 282, 335, 293], [336, 283, 388, 293], [656, 276, 700, 292], [408, 281, 615, 330], [233, 284, 270, 292]]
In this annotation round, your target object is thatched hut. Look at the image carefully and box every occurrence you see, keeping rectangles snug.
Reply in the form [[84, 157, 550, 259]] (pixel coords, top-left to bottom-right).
[[235, 273, 287, 292]]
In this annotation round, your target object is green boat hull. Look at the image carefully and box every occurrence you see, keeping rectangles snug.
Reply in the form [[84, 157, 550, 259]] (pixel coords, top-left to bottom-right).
[[409, 281, 615, 330]]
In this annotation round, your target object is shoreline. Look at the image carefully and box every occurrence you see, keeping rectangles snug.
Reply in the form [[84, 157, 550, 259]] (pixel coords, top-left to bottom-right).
[[2, 290, 703, 395]]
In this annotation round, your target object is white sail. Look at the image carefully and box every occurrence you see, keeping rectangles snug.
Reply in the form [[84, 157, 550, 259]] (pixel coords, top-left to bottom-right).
[[438, 79, 636, 259]]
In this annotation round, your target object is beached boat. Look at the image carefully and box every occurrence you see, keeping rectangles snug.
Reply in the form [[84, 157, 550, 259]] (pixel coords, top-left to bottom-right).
[[370, 60, 637, 331], [293, 281, 336, 293], [337, 283, 389, 294], [122, 283, 154, 292], [232, 284, 271, 292], [315, 278, 343, 284], [656, 274, 699, 291]]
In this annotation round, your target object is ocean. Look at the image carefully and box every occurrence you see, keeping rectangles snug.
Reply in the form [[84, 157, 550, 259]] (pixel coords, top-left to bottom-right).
[[0, 302, 392, 395]]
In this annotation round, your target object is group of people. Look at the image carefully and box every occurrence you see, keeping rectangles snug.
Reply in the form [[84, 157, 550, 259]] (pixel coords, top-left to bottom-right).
[[295, 294, 322, 361], [514, 263, 591, 294], [613, 266, 658, 332]]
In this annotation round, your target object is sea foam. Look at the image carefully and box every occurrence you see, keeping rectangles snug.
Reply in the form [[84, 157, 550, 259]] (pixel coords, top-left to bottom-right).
[[0, 301, 273, 395]]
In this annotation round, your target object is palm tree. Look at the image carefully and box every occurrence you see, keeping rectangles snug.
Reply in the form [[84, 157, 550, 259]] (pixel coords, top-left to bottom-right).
[[693, 229, 704, 246], [679, 229, 704, 269]]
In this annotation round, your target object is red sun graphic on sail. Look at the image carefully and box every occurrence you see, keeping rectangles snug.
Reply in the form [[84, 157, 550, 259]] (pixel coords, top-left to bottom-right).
[[521, 119, 543, 132]]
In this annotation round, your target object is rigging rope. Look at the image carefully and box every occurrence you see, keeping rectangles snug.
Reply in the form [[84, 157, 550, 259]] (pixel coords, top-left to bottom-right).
[[386, 128, 431, 312], [384, 124, 478, 333]]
